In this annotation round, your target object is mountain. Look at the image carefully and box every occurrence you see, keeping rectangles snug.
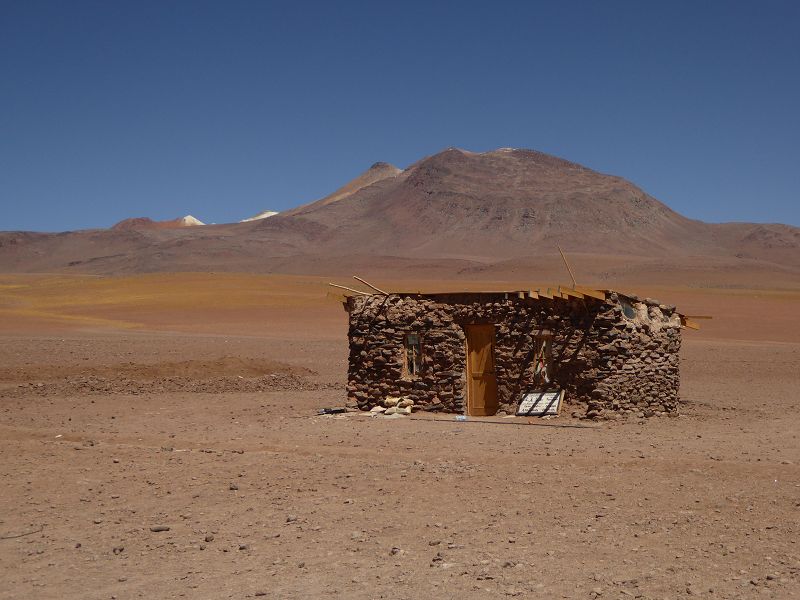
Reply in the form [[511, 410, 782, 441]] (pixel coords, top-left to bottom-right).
[[112, 215, 205, 230], [254, 147, 800, 265], [271, 148, 702, 259], [0, 148, 798, 280]]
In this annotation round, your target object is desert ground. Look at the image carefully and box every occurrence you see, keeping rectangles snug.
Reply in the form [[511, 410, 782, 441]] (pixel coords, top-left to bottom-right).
[[1, 272, 799, 599]]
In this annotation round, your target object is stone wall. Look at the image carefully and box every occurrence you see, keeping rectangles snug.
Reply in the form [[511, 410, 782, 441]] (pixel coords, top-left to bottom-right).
[[345, 292, 682, 418]]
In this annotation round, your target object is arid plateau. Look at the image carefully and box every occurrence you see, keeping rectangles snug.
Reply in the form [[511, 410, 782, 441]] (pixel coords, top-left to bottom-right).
[[2, 147, 800, 599], [1, 267, 799, 599]]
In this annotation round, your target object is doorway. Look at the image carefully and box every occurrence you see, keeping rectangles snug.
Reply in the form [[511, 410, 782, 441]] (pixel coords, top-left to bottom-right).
[[465, 324, 498, 416]]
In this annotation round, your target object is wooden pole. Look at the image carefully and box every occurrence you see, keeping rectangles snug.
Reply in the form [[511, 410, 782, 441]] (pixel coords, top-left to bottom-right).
[[557, 245, 578, 289], [353, 275, 389, 295], [328, 283, 371, 295]]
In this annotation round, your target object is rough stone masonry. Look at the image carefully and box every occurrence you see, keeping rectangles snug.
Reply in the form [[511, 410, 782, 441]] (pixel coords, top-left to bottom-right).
[[345, 291, 682, 419]]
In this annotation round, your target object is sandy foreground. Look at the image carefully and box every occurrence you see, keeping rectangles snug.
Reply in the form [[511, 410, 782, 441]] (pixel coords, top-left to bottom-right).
[[0, 273, 799, 600]]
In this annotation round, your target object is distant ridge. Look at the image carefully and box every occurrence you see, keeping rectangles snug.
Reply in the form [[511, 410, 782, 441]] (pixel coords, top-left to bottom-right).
[[0, 147, 798, 279], [112, 215, 205, 230]]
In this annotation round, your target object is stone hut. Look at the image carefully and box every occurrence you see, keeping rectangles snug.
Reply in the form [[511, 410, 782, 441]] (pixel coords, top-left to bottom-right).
[[342, 286, 699, 419]]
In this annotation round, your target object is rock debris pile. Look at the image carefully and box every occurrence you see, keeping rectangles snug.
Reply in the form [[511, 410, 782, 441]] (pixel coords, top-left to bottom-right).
[[4, 373, 334, 398]]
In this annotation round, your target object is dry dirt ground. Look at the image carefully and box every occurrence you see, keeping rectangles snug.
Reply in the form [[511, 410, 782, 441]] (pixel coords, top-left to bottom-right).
[[1, 273, 799, 600]]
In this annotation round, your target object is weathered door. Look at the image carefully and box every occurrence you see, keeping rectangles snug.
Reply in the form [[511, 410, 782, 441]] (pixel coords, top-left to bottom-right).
[[465, 324, 498, 416]]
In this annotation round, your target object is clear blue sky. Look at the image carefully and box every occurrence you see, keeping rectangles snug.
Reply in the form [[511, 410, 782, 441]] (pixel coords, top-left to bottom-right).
[[2, 0, 798, 231]]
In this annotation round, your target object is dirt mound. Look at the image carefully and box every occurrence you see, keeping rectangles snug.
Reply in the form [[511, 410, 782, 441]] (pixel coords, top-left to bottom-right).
[[0, 355, 326, 398], [0, 356, 313, 384], [3, 373, 334, 398]]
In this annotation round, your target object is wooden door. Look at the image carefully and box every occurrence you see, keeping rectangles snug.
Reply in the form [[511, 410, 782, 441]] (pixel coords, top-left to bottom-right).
[[465, 324, 498, 416]]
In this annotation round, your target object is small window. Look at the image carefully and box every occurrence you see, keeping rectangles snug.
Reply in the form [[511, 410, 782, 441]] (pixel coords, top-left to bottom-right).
[[533, 336, 552, 387], [621, 300, 636, 319], [404, 333, 422, 377]]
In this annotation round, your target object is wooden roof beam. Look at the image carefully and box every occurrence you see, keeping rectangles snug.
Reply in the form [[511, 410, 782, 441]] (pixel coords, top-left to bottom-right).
[[681, 316, 702, 330], [353, 275, 389, 295], [328, 283, 371, 296], [574, 286, 607, 301], [559, 286, 585, 300]]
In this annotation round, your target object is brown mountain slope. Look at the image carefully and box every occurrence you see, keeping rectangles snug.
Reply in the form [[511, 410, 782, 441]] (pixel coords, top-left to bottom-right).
[[0, 147, 798, 281], [282, 161, 401, 216], [253, 147, 800, 268]]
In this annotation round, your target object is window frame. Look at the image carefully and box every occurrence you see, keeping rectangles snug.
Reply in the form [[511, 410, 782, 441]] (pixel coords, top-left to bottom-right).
[[403, 333, 423, 378], [620, 299, 637, 320]]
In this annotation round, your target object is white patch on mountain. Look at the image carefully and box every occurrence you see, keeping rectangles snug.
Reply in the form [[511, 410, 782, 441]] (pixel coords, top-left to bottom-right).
[[179, 215, 205, 226], [240, 210, 279, 222]]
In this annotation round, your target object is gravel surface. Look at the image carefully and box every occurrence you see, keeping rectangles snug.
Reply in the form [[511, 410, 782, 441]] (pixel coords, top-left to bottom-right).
[[1, 330, 799, 599]]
